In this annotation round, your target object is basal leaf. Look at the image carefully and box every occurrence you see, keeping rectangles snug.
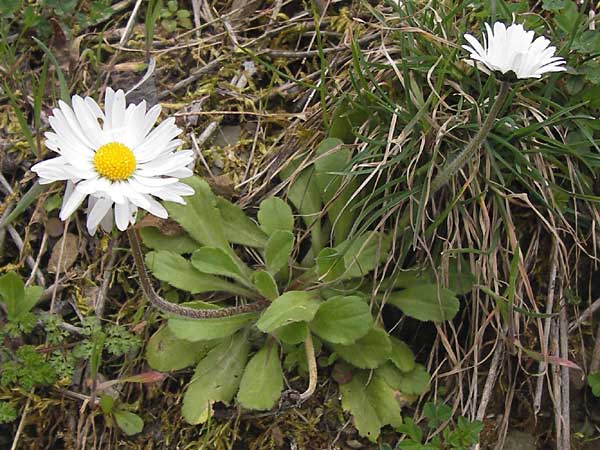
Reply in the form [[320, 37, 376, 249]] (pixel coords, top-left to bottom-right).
[[215, 197, 268, 248], [386, 284, 459, 322], [146, 326, 214, 371], [265, 230, 294, 274], [182, 333, 250, 424], [145, 250, 248, 295], [337, 232, 391, 279], [164, 177, 232, 255], [314, 138, 357, 245], [237, 341, 284, 410], [331, 327, 391, 369], [257, 197, 294, 236], [113, 410, 144, 436], [339, 371, 383, 442], [251, 271, 279, 301], [273, 322, 308, 345], [280, 162, 323, 254], [191, 247, 251, 286], [316, 247, 346, 282], [256, 291, 320, 333], [0, 272, 24, 321], [389, 337, 416, 373], [310, 296, 371, 344]]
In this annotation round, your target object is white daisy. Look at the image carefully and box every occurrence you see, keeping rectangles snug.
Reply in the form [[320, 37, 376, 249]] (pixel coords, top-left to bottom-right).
[[32, 88, 195, 234], [463, 21, 566, 79]]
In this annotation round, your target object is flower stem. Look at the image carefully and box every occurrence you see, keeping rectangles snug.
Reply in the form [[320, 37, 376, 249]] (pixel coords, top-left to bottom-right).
[[429, 81, 510, 195], [299, 332, 318, 402], [126, 227, 269, 319]]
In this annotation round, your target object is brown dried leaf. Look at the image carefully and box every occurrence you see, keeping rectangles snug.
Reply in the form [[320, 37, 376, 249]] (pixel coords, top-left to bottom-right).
[[48, 233, 79, 273], [45, 217, 64, 238], [135, 216, 184, 236]]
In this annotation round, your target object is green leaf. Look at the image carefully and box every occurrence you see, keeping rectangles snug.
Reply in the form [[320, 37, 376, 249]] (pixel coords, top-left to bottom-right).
[[314, 138, 357, 244], [0, 272, 25, 321], [588, 372, 600, 397], [265, 230, 294, 274], [423, 402, 452, 428], [182, 332, 250, 424], [251, 271, 279, 301], [331, 327, 391, 369], [146, 251, 249, 295], [389, 337, 416, 373], [257, 197, 294, 236], [139, 227, 200, 254], [20, 286, 43, 319], [273, 322, 308, 345], [256, 291, 320, 333], [164, 177, 231, 255], [280, 163, 323, 254], [191, 247, 250, 285], [99, 395, 114, 415], [310, 296, 371, 344], [386, 284, 459, 322], [396, 364, 430, 396], [339, 369, 402, 442], [146, 326, 213, 371], [113, 409, 144, 436], [340, 371, 382, 442], [316, 248, 346, 282], [215, 197, 268, 248], [367, 372, 403, 429], [337, 232, 391, 279], [237, 341, 284, 410], [168, 301, 256, 341]]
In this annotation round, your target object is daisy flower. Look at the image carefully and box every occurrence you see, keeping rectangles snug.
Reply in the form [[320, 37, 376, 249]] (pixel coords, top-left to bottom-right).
[[32, 88, 195, 234], [462, 21, 566, 79]]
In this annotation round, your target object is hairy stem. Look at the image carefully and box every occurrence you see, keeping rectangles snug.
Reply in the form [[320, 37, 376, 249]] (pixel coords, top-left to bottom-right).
[[126, 227, 268, 319], [429, 81, 510, 194], [299, 332, 318, 401]]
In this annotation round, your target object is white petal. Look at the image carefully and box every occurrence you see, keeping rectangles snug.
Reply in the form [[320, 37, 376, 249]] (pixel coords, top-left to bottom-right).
[[141, 195, 168, 218], [114, 201, 131, 230], [72, 95, 106, 148], [59, 188, 87, 220], [87, 197, 113, 234]]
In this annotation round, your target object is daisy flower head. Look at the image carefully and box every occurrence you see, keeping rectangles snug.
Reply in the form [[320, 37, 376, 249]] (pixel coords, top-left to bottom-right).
[[32, 88, 195, 234], [462, 21, 566, 80]]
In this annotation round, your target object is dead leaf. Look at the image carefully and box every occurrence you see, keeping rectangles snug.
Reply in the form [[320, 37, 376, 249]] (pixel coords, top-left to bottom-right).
[[45, 217, 64, 238], [48, 233, 79, 273], [209, 174, 236, 198], [135, 216, 184, 236]]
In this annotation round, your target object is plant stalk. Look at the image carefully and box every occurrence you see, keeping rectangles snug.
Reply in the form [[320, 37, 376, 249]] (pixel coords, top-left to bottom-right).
[[429, 81, 510, 195], [126, 228, 268, 319], [299, 332, 318, 402]]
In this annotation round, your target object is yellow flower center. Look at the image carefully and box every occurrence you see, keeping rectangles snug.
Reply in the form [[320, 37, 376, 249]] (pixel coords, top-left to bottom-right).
[[93, 142, 136, 181]]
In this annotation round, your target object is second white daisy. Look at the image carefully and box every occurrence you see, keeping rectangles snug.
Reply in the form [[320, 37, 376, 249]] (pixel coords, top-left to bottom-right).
[[463, 21, 566, 79], [32, 88, 195, 234]]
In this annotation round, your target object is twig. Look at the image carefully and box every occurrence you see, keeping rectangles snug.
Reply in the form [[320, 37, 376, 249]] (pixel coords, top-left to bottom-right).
[[158, 57, 223, 99], [25, 231, 48, 287], [7, 224, 46, 286], [569, 295, 600, 331], [589, 322, 600, 373], [559, 297, 570, 450], [10, 394, 32, 450], [50, 217, 70, 313], [473, 332, 504, 450], [94, 236, 119, 318], [534, 239, 559, 416]]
